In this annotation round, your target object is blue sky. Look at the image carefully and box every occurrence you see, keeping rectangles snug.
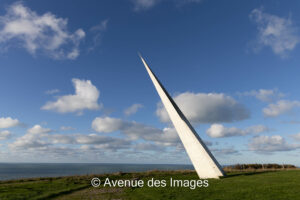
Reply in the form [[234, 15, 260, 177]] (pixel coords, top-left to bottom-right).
[[1, 0, 300, 165]]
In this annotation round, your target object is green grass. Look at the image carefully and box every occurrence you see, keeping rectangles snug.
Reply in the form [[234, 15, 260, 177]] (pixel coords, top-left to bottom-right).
[[123, 170, 300, 200], [1, 170, 300, 200], [0, 176, 90, 200]]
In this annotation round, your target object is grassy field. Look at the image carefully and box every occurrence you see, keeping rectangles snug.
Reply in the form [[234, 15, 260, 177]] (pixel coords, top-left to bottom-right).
[[0, 170, 300, 200]]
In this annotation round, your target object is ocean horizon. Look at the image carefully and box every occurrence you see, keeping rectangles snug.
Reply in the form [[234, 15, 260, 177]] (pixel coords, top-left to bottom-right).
[[0, 163, 194, 181]]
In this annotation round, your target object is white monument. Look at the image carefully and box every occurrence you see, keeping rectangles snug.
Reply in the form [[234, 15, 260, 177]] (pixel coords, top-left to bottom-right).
[[140, 55, 225, 179]]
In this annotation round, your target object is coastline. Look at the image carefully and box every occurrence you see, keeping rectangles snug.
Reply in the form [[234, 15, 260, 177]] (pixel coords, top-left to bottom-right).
[[0, 163, 194, 181]]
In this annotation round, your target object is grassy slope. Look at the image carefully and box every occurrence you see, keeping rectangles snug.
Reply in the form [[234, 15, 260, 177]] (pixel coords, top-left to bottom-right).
[[124, 170, 300, 200], [0, 176, 90, 200], [0, 170, 300, 200]]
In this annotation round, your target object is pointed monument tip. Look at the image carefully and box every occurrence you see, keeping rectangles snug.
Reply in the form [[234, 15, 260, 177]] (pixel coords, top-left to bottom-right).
[[138, 52, 148, 68], [137, 52, 143, 59], [137, 52, 148, 65]]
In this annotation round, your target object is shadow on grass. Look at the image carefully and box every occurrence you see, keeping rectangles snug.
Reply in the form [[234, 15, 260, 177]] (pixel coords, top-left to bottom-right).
[[223, 171, 277, 178], [36, 185, 90, 200]]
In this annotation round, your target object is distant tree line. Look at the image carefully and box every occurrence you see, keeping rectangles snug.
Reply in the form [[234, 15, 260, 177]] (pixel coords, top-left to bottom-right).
[[223, 164, 297, 171]]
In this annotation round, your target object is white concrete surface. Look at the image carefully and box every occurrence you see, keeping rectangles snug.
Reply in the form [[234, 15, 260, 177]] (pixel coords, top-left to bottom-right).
[[140, 56, 225, 179]]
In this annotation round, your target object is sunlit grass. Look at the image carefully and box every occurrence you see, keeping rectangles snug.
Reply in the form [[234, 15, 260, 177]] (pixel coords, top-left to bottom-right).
[[0, 170, 299, 200]]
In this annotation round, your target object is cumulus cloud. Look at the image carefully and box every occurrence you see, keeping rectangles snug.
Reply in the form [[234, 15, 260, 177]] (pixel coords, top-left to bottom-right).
[[241, 89, 284, 102], [92, 117, 125, 133], [249, 135, 300, 153], [263, 100, 300, 117], [250, 7, 299, 57], [42, 78, 101, 113], [206, 124, 269, 138], [49, 134, 75, 144], [10, 124, 52, 149], [7, 118, 213, 161], [8, 125, 54, 150], [0, 117, 20, 128], [92, 116, 180, 146], [45, 133, 131, 151], [27, 124, 52, 134], [156, 92, 249, 124], [0, 2, 85, 59], [0, 130, 11, 140], [124, 104, 143, 116], [9, 124, 130, 151]]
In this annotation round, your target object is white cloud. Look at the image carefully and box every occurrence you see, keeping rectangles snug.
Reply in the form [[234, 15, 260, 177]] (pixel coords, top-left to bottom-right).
[[6, 119, 208, 162], [75, 134, 131, 150], [249, 135, 300, 153], [0, 2, 85, 59], [206, 124, 268, 138], [263, 100, 300, 117], [49, 134, 75, 144], [156, 92, 249, 124], [126, 126, 179, 146], [124, 104, 143, 116], [92, 117, 180, 146], [9, 124, 131, 151], [49, 133, 131, 149], [250, 7, 299, 57], [6, 122, 191, 162], [242, 89, 284, 102], [0, 117, 20, 128], [42, 78, 101, 113], [27, 124, 52, 134], [10, 124, 52, 149], [92, 117, 125, 133], [0, 130, 11, 140]]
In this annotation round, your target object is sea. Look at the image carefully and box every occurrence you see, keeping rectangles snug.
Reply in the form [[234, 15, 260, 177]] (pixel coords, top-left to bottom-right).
[[0, 163, 194, 181]]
